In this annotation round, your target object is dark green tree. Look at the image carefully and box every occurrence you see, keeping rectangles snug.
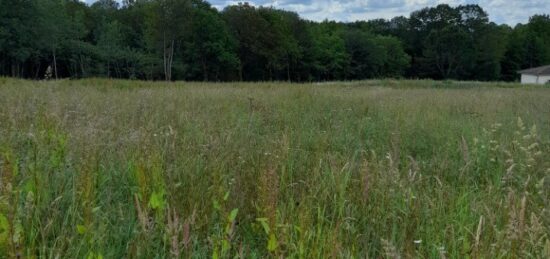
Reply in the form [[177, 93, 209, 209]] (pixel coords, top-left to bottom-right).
[[147, 0, 192, 81], [310, 21, 348, 80], [184, 0, 239, 81], [0, 0, 548, 82], [0, 0, 41, 77]]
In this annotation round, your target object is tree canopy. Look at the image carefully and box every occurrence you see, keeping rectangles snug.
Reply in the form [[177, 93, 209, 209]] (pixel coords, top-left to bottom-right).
[[0, 1, 548, 82]]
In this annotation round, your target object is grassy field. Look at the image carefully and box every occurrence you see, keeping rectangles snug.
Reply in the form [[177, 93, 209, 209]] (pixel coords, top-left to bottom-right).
[[0, 78, 549, 258]]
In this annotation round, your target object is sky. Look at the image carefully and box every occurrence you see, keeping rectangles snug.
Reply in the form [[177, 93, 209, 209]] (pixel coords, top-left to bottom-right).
[[83, 0, 548, 25]]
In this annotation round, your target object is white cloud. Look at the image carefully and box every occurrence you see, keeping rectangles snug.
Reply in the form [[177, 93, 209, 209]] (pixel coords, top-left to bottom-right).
[[81, 0, 547, 25]]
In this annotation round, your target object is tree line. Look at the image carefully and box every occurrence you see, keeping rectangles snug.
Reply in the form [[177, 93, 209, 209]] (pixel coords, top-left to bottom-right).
[[1, 0, 549, 82]]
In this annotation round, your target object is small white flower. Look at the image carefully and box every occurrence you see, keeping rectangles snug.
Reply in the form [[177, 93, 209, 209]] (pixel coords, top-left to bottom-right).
[[413, 240, 422, 244]]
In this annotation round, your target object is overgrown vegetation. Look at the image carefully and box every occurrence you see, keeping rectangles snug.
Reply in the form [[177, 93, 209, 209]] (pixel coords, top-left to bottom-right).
[[0, 0, 549, 81], [0, 78, 549, 257]]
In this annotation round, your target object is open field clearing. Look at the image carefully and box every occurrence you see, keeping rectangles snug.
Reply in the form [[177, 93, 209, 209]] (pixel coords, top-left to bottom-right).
[[0, 78, 549, 258]]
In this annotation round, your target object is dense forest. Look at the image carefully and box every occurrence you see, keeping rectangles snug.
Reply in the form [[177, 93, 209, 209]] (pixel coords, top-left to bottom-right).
[[1, 0, 549, 82]]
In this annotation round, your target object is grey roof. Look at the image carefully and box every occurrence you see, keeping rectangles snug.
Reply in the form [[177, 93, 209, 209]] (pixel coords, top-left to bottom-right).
[[518, 65, 550, 76]]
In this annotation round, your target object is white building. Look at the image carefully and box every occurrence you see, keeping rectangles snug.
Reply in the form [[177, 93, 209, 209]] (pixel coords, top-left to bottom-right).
[[519, 65, 550, 84]]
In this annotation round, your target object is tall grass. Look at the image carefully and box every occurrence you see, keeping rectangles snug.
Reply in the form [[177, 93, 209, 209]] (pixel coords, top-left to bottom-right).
[[0, 78, 549, 258]]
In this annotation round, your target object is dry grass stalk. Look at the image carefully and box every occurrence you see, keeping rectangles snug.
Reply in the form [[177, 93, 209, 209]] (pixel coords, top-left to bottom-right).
[[166, 208, 196, 258], [381, 239, 401, 259], [183, 209, 196, 251], [182, 219, 191, 251], [461, 136, 470, 164], [362, 161, 370, 203], [526, 213, 545, 249], [438, 247, 447, 259], [506, 191, 519, 241], [390, 132, 401, 169], [474, 215, 483, 256], [167, 208, 182, 258], [386, 153, 397, 176], [259, 167, 279, 228], [134, 194, 149, 232], [518, 195, 527, 239], [407, 156, 419, 182], [501, 163, 516, 186]]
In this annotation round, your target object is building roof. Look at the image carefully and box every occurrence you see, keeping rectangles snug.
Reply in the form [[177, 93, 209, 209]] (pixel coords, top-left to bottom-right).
[[518, 65, 550, 76]]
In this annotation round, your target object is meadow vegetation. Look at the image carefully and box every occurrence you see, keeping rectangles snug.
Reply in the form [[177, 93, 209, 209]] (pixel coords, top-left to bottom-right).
[[0, 78, 549, 258]]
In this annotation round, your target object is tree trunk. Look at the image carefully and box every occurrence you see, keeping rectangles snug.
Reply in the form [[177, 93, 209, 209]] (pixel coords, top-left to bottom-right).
[[287, 61, 291, 82], [12, 63, 18, 78], [239, 63, 243, 81], [115, 62, 121, 78], [150, 63, 153, 80], [168, 39, 174, 81], [202, 58, 208, 81], [79, 55, 86, 77], [163, 33, 174, 81], [53, 49, 58, 80], [163, 32, 168, 81], [34, 62, 41, 79]]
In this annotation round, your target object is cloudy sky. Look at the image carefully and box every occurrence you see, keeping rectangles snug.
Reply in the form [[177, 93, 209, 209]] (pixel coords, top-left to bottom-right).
[[84, 0, 548, 25]]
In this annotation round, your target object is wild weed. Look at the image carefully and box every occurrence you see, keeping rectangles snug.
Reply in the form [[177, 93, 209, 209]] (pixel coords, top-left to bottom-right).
[[0, 78, 549, 257]]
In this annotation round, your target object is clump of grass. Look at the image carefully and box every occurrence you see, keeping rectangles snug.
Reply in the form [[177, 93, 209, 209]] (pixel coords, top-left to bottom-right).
[[0, 78, 549, 257]]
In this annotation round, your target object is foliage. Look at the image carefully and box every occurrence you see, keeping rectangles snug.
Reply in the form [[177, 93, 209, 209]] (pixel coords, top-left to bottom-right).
[[3, 2, 546, 81]]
